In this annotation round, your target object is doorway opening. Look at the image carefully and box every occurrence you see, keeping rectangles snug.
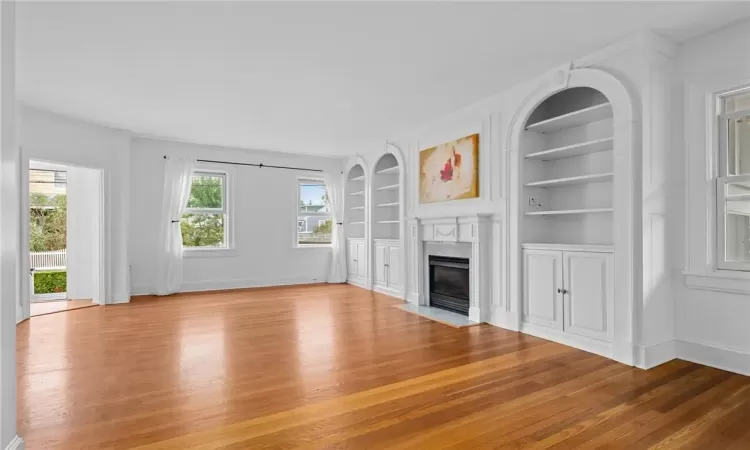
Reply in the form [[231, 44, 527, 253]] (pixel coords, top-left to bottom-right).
[[25, 161, 103, 318]]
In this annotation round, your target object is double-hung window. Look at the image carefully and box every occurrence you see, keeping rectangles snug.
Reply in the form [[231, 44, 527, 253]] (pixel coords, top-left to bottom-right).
[[717, 88, 750, 271], [297, 179, 332, 247], [181, 171, 229, 249]]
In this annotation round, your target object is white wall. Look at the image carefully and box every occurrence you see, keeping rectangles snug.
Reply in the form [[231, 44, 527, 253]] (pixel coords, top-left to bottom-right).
[[19, 104, 132, 304], [677, 18, 750, 375], [66, 166, 101, 301], [0, 2, 19, 448], [129, 137, 343, 294]]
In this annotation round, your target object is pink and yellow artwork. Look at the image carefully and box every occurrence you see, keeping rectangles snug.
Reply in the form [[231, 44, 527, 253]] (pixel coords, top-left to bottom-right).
[[419, 134, 479, 203]]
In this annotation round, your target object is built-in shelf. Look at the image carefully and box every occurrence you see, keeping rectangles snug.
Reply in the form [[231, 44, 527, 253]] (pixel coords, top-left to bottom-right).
[[376, 220, 400, 224], [350, 206, 365, 210], [376, 202, 399, 208], [526, 103, 613, 133], [727, 194, 750, 201], [525, 137, 614, 161], [376, 166, 399, 175], [350, 221, 365, 225], [349, 175, 365, 181], [524, 208, 614, 216], [349, 191, 364, 196], [525, 172, 614, 188], [376, 184, 399, 191]]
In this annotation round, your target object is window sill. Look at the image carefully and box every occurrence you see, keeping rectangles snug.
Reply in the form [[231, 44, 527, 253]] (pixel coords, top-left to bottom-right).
[[183, 247, 237, 258], [684, 270, 750, 295], [294, 245, 332, 250]]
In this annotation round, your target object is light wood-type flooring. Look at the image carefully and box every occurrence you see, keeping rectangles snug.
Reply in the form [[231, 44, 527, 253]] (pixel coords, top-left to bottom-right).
[[16, 284, 750, 449]]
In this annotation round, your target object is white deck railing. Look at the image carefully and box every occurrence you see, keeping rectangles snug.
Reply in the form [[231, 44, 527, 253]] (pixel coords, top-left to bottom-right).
[[30, 249, 67, 270]]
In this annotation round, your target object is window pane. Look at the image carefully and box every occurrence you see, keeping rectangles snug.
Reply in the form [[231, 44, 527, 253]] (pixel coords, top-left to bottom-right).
[[181, 213, 225, 248], [727, 115, 750, 175], [725, 181, 750, 262], [187, 174, 224, 209], [299, 182, 329, 214], [297, 216, 332, 245]]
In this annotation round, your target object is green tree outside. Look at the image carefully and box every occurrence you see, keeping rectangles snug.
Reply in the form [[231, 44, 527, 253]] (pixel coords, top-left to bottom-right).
[[181, 175, 225, 247], [29, 193, 67, 252]]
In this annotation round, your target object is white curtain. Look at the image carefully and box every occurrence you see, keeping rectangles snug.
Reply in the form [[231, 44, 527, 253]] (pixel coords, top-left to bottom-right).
[[325, 172, 347, 283], [156, 156, 195, 295]]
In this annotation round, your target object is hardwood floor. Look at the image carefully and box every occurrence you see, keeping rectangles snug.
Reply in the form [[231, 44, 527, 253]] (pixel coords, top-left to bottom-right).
[[16, 284, 750, 449], [30, 299, 96, 317]]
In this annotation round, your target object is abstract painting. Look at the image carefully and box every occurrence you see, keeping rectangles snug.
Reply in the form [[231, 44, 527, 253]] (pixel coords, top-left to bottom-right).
[[419, 134, 479, 203]]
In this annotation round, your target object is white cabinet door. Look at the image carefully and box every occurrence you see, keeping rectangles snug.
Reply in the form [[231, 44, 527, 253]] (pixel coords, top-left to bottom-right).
[[356, 242, 367, 278], [347, 241, 358, 276], [373, 243, 387, 286], [387, 244, 401, 290], [522, 249, 563, 330], [563, 251, 614, 342]]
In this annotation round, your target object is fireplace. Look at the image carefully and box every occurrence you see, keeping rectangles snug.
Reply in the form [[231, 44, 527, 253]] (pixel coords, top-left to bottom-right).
[[428, 255, 470, 316]]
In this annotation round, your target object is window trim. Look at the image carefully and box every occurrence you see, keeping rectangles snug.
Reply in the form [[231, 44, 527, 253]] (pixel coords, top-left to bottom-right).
[[716, 89, 750, 272], [182, 168, 235, 254], [295, 177, 332, 249]]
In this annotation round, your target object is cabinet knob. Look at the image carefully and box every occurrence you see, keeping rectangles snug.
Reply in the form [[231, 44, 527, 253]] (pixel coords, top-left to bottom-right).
[[557, 288, 568, 294]]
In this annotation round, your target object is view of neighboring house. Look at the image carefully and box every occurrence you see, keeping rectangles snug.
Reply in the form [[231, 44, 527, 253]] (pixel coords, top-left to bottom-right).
[[298, 204, 331, 234]]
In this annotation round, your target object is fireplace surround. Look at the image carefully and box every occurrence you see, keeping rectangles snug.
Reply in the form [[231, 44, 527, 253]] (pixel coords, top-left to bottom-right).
[[406, 215, 493, 323]]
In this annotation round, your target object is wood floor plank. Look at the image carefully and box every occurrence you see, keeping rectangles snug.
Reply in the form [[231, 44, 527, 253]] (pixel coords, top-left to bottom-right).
[[16, 284, 750, 449]]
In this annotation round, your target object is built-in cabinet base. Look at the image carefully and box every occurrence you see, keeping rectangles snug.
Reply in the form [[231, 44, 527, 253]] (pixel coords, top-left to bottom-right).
[[522, 243, 614, 358]]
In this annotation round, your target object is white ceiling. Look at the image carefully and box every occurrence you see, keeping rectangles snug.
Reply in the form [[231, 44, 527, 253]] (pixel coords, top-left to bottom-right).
[[17, 2, 750, 157]]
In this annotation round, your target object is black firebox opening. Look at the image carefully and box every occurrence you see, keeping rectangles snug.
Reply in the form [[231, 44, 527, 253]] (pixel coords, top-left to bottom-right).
[[428, 255, 470, 316]]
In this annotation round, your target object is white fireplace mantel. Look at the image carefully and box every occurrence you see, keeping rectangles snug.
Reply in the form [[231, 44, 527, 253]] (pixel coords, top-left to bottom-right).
[[407, 215, 492, 323]]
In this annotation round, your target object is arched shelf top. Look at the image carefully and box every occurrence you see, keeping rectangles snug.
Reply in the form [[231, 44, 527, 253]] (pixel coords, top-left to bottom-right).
[[345, 156, 369, 182], [506, 67, 634, 152]]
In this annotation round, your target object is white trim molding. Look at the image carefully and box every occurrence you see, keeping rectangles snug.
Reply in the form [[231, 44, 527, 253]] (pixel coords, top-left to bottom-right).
[[4, 436, 24, 450], [676, 340, 750, 377], [683, 271, 750, 295]]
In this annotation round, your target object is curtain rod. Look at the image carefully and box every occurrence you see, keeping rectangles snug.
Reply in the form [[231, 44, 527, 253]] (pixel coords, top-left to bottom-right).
[[162, 155, 323, 173]]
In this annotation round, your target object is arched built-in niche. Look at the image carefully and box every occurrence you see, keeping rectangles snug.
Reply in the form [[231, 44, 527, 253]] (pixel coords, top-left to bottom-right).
[[507, 68, 635, 366], [369, 144, 406, 298], [345, 163, 367, 238], [344, 160, 369, 287], [371, 153, 401, 239]]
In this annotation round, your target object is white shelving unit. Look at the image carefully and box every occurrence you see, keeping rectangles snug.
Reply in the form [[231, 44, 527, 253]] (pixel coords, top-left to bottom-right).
[[371, 154, 401, 241], [525, 103, 612, 133], [370, 151, 404, 298], [519, 86, 616, 351], [522, 87, 614, 246], [345, 164, 366, 239]]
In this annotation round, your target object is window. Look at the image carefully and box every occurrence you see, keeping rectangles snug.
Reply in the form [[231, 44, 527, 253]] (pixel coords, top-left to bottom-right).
[[718, 89, 750, 271], [181, 171, 228, 249], [297, 179, 331, 246]]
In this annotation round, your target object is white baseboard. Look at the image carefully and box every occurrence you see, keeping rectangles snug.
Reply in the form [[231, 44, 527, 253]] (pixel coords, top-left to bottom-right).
[[635, 341, 676, 369], [134, 276, 325, 296], [675, 340, 750, 377], [488, 307, 520, 331], [406, 293, 420, 305], [181, 276, 324, 293], [346, 278, 368, 290], [5, 435, 24, 450], [372, 285, 404, 300], [519, 322, 613, 360]]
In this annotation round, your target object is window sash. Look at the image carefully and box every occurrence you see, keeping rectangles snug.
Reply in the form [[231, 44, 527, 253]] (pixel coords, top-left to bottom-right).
[[182, 170, 229, 249], [296, 178, 331, 246], [189, 171, 226, 212], [717, 174, 750, 271]]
